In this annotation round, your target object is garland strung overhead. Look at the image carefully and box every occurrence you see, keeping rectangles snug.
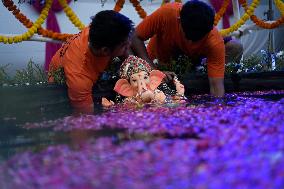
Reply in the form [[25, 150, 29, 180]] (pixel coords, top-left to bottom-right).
[[219, 0, 260, 36], [0, 0, 53, 44], [129, 0, 147, 19], [58, 0, 85, 30], [274, 0, 284, 16], [114, 0, 125, 12], [113, 0, 147, 19], [1, 0, 284, 43], [1, 0, 72, 43], [213, 0, 231, 26], [239, 0, 284, 29]]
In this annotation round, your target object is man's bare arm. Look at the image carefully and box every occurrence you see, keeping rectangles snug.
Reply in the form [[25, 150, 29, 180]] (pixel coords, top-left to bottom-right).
[[131, 32, 177, 82], [131, 32, 156, 68], [208, 77, 225, 97]]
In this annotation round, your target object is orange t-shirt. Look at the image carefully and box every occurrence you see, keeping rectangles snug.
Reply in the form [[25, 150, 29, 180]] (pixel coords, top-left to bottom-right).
[[49, 27, 111, 111], [136, 2, 225, 78]]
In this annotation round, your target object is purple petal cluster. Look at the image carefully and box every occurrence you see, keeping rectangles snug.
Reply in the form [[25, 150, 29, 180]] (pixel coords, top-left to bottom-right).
[[1, 90, 284, 188], [25, 90, 284, 138]]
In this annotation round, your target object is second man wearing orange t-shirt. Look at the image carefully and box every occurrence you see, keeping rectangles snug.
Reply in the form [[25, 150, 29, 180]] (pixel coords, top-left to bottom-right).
[[131, 0, 242, 97]]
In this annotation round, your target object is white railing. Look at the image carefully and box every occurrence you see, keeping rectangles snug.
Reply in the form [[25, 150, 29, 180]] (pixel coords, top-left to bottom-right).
[[0, 33, 62, 43]]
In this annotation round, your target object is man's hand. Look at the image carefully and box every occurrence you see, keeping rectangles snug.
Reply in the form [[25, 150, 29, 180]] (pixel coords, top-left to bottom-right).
[[208, 77, 225, 97], [102, 97, 114, 108], [162, 71, 176, 83]]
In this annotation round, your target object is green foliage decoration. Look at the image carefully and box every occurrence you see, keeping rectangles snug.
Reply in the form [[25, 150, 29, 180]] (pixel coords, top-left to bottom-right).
[[0, 64, 11, 85], [275, 51, 284, 71], [157, 55, 194, 77], [48, 66, 66, 85], [13, 59, 47, 85], [0, 59, 47, 86], [1, 50, 284, 87]]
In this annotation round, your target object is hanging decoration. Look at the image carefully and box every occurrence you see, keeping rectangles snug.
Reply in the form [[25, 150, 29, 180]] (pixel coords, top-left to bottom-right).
[[212, 0, 232, 28], [33, 0, 76, 70], [129, 0, 147, 19], [274, 0, 284, 16], [1, 0, 284, 44], [114, 0, 147, 19], [114, 0, 125, 12], [219, 0, 260, 36], [0, 0, 53, 44], [58, 0, 85, 30], [2, 0, 72, 41], [239, 0, 284, 29]]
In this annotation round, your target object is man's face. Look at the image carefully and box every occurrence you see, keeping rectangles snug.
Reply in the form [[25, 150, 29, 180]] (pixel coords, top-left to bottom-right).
[[180, 18, 210, 42], [184, 30, 207, 42], [111, 38, 132, 58], [181, 25, 209, 42], [89, 32, 133, 58], [111, 31, 134, 58]]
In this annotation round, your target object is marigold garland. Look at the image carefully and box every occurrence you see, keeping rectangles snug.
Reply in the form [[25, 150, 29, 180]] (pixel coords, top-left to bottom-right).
[[161, 0, 181, 6], [219, 0, 260, 36], [129, 0, 147, 19], [214, 0, 230, 26], [114, 0, 125, 12], [274, 0, 284, 16], [239, 0, 284, 29], [113, 0, 147, 19], [58, 0, 85, 30], [2, 0, 72, 42], [0, 0, 53, 44]]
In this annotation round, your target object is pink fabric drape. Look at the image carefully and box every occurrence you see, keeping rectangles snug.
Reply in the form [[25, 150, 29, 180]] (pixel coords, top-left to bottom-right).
[[210, 0, 233, 29], [33, 0, 71, 70]]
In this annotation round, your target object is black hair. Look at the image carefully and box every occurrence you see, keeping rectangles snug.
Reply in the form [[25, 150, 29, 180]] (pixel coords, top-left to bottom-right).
[[180, 0, 215, 41], [89, 10, 134, 50]]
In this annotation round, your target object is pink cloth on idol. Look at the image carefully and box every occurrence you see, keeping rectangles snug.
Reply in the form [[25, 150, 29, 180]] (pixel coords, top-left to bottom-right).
[[210, 0, 233, 29], [33, 0, 71, 70]]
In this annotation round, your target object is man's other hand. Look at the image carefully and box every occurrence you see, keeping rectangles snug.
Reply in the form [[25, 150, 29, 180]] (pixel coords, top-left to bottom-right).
[[162, 71, 176, 83]]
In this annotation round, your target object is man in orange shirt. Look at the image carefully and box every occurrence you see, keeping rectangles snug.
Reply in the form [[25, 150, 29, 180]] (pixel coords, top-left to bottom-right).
[[131, 0, 242, 97], [49, 10, 134, 113]]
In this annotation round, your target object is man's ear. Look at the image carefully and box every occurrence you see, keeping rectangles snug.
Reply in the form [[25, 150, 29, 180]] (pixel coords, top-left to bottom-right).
[[89, 43, 111, 56], [100, 47, 111, 56], [114, 79, 136, 97], [149, 70, 165, 90]]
